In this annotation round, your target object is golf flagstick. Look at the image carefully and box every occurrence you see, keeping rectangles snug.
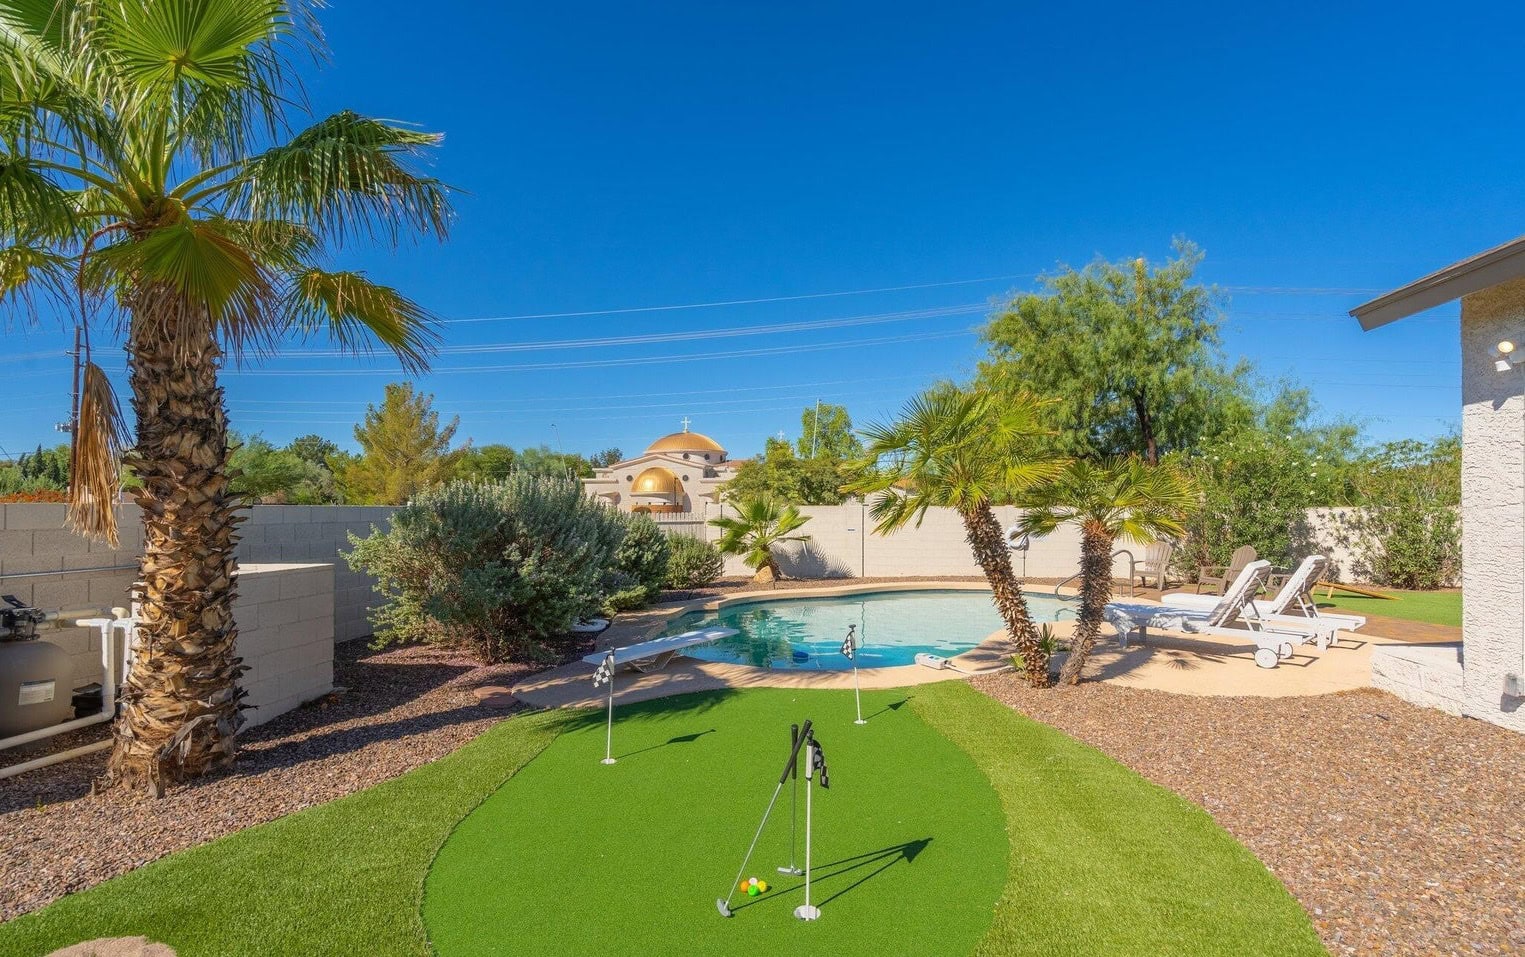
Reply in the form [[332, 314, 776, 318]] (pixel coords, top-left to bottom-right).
[[779, 723, 803, 876], [793, 730, 828, 922], [717, 719, 813, 918], [842, 625, 865, 725], [592, 651, 616, 765]]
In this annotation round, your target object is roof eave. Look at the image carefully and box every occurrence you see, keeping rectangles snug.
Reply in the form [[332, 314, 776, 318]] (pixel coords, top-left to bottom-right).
[[1352, 235, 1525, 330]]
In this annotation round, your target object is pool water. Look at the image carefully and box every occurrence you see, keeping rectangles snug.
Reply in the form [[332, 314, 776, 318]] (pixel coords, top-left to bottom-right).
[[658, 589, 1069, 670]]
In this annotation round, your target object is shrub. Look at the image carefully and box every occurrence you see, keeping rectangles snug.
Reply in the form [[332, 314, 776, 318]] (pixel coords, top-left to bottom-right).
[[665, 534, 725, 589], [604, 514, 670, 612], [345, 475, 626, 663], [1342, 438, 1460, 589]]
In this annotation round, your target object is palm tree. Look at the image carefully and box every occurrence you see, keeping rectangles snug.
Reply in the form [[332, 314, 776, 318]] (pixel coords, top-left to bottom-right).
[[1014, 457, 1196, 685], [846, 387, 1063, 686], [709, 497, 812, 583], [0, 1, 450, 793]]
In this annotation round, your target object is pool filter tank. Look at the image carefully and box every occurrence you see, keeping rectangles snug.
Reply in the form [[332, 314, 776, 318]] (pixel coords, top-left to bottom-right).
[[0, 594, 75, 738]]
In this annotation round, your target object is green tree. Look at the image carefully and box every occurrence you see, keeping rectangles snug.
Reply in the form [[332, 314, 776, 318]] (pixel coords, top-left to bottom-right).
[[1014, 458, 1196, 685], [0, 1, 450, 790], [723, 437, 851, 505], [287, 434, 339, 468], [846, 387, 1063, 687], [1343, 437, 1460, 589], [709, 496, 812, 583], [455, 444, 518, 482], [515, 445, 592, 478], [339, 383, 465, 504], [979, 239, 1245, 464], [230, 433, 306, 502], [589, 447, 624, 468], [797, 403, 861, 460]]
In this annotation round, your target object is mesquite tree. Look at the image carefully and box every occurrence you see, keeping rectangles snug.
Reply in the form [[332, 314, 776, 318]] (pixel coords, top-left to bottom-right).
[[0, 1, 450, 793]]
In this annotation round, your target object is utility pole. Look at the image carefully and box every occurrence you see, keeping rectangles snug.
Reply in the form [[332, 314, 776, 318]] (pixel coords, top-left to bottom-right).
[[58, 326, 82, 435], [811, 399, 820, 458]]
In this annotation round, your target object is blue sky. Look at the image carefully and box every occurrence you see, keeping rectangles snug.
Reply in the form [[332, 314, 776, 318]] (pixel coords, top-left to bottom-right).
[[7, 1, 1523, 460]]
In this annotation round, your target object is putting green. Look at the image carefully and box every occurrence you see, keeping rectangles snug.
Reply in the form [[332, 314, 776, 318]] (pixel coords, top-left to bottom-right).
[[423, 688, 1009, 956]]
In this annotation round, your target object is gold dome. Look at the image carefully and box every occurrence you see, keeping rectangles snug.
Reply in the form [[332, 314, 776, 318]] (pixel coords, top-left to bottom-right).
[[646, 430, 725, 455], [630, 467, 679, 497]]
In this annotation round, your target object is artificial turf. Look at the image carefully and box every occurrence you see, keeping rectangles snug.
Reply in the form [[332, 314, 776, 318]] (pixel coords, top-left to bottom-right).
[[423, 687, 1008, 957], [0, 710, 569, 957], [0, 683, 1325, 957], [1319, 588, 1462, 627]]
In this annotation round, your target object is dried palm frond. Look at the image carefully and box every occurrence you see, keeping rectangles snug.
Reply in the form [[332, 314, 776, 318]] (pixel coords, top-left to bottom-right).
[[67, 361, 131, 546]]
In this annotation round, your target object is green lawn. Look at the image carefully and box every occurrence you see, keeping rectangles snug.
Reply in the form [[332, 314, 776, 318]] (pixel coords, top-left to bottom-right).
[[1319, 588, 1462, 627], [0, 684, 1324, 957]]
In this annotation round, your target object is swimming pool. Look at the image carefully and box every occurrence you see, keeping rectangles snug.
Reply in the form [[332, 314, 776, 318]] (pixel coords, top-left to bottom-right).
[[657, 588, 1070, 670]]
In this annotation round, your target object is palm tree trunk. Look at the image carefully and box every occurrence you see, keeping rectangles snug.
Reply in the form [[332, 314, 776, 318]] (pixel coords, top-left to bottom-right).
[[103, 298, 246, 795], [1059, 523, 1113, 685], [959, 503, 1048, 687]]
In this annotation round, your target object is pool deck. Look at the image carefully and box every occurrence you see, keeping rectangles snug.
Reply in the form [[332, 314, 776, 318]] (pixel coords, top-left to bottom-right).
[[508, 580, 1459, 709]]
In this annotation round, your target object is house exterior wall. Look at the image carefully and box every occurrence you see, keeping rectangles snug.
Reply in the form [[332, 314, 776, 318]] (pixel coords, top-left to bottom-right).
[[1459, 280, 1525, 731]]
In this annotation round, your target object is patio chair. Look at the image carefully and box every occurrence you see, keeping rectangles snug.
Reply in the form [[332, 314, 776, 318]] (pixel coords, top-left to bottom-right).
[[1128, 541, 1174, 592], [1104, 560, 1321, 668], [1195, 544, 1257, 595], [1161, 555, 1366, 649], [581, 626, 738, 674]]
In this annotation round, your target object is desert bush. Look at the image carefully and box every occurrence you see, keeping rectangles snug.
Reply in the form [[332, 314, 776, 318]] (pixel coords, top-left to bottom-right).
[[665, 534, 725, 589], [1343, 438, 1460, 589], [345, 475, 626, 663], [603, 514, 670, 612]]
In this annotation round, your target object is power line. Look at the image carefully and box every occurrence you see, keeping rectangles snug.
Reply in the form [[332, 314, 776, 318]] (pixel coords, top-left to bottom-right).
[[437, 274, 1030, 323], [270, 304, 984, 359]]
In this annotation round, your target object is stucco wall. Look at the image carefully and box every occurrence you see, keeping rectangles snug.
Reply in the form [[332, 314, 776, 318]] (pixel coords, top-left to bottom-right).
[[1459, 280, 1525, 731]]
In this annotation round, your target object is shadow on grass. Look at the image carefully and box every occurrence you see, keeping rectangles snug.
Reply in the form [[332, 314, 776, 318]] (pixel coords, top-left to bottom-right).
[[616, 728, 717, 760], [730, 838, 933, 913]]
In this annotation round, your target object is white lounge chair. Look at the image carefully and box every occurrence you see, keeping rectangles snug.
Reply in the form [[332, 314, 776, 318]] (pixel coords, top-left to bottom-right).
[[581, 626, 739, 674], [1161, 555, 1366, 649], [1104, 560, 1320, 669]]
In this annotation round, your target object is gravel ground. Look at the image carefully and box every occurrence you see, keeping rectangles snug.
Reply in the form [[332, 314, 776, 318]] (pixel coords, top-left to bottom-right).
[[0, 639, 554, 922], [971, 676, 1525, 957]]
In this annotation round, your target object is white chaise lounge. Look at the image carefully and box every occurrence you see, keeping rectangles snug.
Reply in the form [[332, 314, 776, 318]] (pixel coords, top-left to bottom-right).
[[1160, 555, 1366, 649], [581, 626, 739, 674], [1104, 560, 1321, 669]]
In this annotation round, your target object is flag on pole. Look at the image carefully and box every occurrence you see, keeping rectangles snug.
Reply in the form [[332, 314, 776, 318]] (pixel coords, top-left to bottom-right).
[[810, 736, 830, 789], [840, 625, 856, 659], [593, 652, 614, 687]]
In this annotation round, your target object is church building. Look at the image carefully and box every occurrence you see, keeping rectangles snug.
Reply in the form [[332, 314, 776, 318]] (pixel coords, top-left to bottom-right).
[[580, 420, 739, 513]]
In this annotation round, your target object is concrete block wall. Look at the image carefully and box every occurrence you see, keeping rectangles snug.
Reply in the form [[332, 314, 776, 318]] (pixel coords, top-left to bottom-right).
[[239, 506, 394, 643], [0, 503, 387, 699], [235, 563, 335, 727], [1371, 643, 1467, 717], [683, 501, 1124, 582]]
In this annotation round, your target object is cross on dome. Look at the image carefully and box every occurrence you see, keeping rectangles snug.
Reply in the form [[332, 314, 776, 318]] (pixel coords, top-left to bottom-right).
[[680, 416, 691, 432]]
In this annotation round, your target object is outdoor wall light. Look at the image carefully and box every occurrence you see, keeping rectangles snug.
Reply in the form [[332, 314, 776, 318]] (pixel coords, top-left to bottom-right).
[[1490, 339, 1522, 372]]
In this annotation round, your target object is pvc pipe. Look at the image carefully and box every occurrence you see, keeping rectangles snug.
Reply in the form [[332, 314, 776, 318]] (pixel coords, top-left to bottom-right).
[[0, 739, 111, 780], [0, 710, 113, 751], [0, 615, 128, 759]]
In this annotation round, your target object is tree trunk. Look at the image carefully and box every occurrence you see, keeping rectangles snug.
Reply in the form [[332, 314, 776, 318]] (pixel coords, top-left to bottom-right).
[[102, 297, 245, 795], [1059, 522, 1113, 686], [960, 503, 1048, 687], [1131, 391, 1157, 465]]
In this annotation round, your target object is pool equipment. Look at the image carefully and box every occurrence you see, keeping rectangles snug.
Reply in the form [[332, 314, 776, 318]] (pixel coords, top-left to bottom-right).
[[842, 625, 866, 725], [0, 603, 137, 780], [914, 651, 1015, 677], [717, 719, 830, 920]]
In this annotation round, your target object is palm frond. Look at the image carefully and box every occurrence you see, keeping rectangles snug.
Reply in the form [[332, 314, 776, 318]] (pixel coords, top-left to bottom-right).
[[66, 360, 127, 545], [217, 111, 452, 245], [283, 268, 438, 374], [0, 237, 71, 315], [0, 153, 80, 240]]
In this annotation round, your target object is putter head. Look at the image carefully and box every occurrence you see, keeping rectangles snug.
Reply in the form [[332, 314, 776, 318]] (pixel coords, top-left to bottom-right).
[[715, 898, 732, 918], [777, 865, 803, 875]]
